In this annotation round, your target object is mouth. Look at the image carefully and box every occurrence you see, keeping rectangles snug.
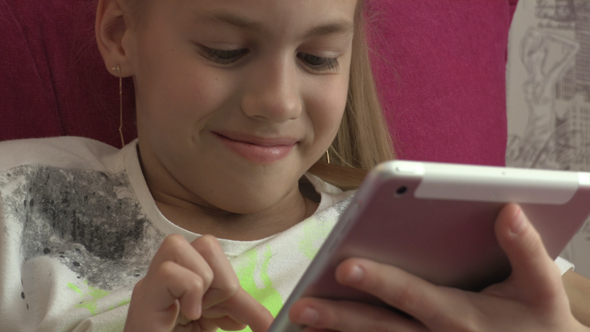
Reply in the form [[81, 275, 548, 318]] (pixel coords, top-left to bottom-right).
[[212, 131, 298, 164]]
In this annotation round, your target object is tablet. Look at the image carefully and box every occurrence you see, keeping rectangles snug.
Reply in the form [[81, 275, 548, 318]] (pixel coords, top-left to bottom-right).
[[268, 160, 590, 332]]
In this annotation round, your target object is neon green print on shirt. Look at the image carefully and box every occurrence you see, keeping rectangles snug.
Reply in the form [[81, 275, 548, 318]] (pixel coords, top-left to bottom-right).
[[222, 245, 282, 332], [67, 282, 111, 316], [299, 217, 333, 260], [67, 281, 130, 315]]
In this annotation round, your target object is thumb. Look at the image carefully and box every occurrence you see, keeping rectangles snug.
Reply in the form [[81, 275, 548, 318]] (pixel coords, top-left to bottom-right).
[[494, 203, 563, 302]]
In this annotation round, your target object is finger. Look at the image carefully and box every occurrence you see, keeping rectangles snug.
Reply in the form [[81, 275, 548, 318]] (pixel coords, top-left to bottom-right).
[[333, 257, 473, 327], [149, 234, 214, 293], [127, 262, 207, 331], [172, 323, 195, 332], [158, 262, 210, 320], [197, 305, 257, 331], [289, 297, 427, 332], [493, 203, 563, 302], [191, 235, 241, 308], [198, 316, 247, 331], [126, 280, 179, 332], [215, 287, 274, 332]]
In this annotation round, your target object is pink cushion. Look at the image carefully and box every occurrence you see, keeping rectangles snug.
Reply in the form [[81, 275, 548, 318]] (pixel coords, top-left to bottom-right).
[[0, 0, 515, 166], [0, 0, 136, 147], [368, 1, 515, 165]]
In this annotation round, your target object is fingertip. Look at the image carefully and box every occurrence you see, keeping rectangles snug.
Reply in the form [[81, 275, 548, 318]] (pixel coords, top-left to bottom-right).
[[495, 204, 558, 292], [495, 203, 534, 257], [193, 234, 221, 249], [221, 288, 274, 332], [495, 203, 527, 242], [180, 299, 202, 321], [507, 204, 526, 238], [335, 258, 365, 286], [247, 307, 275, 332], [295, 307, 320, 326], [289, 297, 317, 325]]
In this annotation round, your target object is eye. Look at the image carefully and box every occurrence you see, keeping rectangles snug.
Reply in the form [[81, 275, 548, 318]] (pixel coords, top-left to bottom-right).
[[199, 46, 249, 65], [297, 53, 340, 73]]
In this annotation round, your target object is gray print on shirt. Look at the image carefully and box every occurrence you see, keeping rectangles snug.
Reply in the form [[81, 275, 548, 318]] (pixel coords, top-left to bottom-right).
[[0, 165, 165, 291]]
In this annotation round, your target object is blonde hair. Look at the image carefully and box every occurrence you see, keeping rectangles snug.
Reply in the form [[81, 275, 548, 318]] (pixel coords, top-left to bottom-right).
[[309, 0, 396, 190], [121, 0, 396, 190]]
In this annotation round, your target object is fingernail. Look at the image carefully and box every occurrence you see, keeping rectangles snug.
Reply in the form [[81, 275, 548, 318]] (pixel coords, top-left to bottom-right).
[[345, 265, 364, 283], [296, 307, 318, 325], [509, 207, 526, 237]]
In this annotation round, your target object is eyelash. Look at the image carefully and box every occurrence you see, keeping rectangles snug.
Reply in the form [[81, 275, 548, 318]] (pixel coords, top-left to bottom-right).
[[199, 47, 249, 65], [198, 46, 340, 73], [297, 53, 340, 73]]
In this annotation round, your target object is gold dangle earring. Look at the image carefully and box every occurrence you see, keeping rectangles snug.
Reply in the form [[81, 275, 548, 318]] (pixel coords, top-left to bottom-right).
[[112, 64, 125, 148], [326, 148, 331, 164]]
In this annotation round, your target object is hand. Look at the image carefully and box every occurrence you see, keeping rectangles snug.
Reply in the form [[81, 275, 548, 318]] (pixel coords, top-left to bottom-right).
[[564, 269, 590, 327], [289, 204, 590, 332], [124, 234, 273, 332]]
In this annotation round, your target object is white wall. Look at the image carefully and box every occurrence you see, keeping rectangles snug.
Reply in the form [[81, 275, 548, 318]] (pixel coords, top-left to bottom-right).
[[507, 0, 590, 277]]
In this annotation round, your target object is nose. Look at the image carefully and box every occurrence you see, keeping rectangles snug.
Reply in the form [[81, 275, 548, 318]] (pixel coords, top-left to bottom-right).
[[240, 56, 302, 123]]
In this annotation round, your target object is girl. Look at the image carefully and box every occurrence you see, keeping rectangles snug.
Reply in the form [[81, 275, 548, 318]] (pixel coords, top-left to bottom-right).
[[1, 0, 589, 332]]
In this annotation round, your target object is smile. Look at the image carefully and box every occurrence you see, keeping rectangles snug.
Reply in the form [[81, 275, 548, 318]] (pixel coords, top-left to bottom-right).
[[213, 132, 297, 164]]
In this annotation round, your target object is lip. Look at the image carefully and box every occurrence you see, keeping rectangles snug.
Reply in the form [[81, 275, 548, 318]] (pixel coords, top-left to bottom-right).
[[212, 131, 298, 164]]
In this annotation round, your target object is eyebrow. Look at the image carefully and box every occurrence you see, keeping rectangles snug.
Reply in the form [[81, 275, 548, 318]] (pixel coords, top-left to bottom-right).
[[304, 21, 355, 39], [196, 12, 355, 39]]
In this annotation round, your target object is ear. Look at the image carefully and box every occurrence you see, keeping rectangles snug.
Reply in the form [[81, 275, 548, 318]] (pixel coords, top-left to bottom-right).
[[95, 0, 134, 77]]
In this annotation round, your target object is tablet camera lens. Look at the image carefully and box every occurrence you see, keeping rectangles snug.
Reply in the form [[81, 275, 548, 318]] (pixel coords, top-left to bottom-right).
[[395, 186, 407, 196]]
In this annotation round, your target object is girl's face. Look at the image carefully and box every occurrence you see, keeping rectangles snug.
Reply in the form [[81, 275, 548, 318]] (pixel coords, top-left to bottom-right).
[[123, 0, 356, 215]]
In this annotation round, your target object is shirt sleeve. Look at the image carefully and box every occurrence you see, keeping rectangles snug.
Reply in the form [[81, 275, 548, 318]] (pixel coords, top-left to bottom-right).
[[555, 256, 575, 275]]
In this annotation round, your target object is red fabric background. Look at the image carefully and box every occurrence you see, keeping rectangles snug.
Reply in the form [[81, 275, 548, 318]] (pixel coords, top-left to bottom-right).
[[0, 0, 516, 166], [368, 1, 513, 165], [0, 0, 136, 146]]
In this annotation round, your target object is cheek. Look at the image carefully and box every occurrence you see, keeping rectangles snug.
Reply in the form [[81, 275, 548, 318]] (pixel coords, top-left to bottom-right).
[[132, 30, 237, 134], [135, 61, 235, 139], [305, 76, 349, 146]]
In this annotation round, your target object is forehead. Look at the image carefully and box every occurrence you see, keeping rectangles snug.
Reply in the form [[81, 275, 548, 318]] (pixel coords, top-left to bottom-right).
[[172, 0, 358, 15], [151, 0, 359, 35]]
